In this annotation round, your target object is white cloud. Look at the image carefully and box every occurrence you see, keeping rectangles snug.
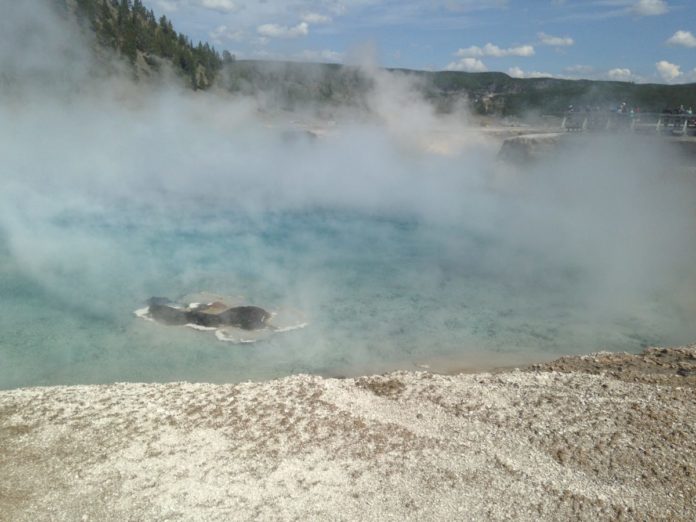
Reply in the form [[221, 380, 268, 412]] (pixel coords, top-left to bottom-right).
[[198, 0, 239, 12], [295, 49, 344, 63], [538, 32, 574, 46], [209, 25, 245, 45], [507, 67, 554, 78], [455, 43, 534, 58], [257, 22, 309, 39], [155, 0, 180, 12], [607, 68, 633, 81], [212, 46, 344, 63], [656, 60, 682, 82], [446, 58, 488, 72], [631, 0, 668, 16], [666, 30, 696, 48], [301, 13, 333, 24]]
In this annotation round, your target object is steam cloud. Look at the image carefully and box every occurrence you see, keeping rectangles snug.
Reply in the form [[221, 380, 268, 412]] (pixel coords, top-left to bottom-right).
[[1, 1, 695, 387]]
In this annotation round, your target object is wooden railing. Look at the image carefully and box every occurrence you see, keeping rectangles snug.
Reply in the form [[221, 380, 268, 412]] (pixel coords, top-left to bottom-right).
[[560, 112, 696, 136]]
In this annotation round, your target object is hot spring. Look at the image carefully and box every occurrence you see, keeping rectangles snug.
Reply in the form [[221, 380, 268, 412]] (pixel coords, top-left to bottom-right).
[[2, 89, 696, 390]]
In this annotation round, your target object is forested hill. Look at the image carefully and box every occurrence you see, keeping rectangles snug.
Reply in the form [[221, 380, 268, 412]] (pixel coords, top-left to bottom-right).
[[219, 60, 696, 116], [63, 0, 229, 88], [62, 0, 696, 116], [411, 69, 696, 115]]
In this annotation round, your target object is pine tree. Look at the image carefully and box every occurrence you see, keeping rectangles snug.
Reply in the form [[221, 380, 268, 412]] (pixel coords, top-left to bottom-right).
[[70, 0, 224, 88], [117, 0, 130, 27]]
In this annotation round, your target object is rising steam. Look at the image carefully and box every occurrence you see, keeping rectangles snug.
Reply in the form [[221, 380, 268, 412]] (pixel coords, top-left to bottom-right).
[[1, 0, 695, 388]]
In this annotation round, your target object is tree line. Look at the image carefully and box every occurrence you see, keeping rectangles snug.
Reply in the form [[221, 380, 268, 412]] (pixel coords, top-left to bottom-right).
[[66, 0, 229, 89], [55, 1, 696, 114]]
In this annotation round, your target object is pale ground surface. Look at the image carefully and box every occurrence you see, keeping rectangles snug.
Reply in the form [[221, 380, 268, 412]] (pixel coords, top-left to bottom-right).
[[1, 346, 695, 521]]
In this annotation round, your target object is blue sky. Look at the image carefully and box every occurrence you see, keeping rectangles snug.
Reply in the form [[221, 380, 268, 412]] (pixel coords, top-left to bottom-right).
[[143, 0, 696, 83]]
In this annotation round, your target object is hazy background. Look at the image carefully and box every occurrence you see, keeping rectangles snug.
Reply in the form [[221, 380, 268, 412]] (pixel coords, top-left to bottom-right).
[[1, 1, 696, 389]]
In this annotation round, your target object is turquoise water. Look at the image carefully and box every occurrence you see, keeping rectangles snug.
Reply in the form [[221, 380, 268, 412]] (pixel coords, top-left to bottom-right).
[[1, 200, 693, 390], [2, 3, 695, 388], [2, 96, 696, 389]]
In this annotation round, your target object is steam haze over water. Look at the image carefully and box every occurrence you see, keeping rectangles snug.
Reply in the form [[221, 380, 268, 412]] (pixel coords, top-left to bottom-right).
[[1, 1, 696, 389]]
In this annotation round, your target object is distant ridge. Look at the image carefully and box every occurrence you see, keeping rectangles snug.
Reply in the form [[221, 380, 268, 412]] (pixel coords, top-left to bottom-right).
[[65, 1, 696, 115], [219, 60, 696, 116]]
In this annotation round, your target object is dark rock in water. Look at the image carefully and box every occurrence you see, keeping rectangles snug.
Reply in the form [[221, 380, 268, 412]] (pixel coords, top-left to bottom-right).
[[148, 304, 188, 325], [147, 297, 173, 307], [185, 310, 223, 328], [144, 297, 271, 330], [217, 306, 271, 330]]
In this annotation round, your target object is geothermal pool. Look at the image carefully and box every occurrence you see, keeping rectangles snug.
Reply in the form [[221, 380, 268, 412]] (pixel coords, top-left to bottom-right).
[[2, 1, 695, 391], [1, 196, 694, 390], [2, 90, 696, 389]]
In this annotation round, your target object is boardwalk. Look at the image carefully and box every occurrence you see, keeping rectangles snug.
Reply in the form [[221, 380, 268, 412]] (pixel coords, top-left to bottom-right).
[[562, 111, 696, 136]]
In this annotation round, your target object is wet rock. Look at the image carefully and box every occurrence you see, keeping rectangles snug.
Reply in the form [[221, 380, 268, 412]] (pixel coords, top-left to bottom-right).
[[145, 298, 271, 330], [216, 306, 271, 330], [148, 304, 188, 325], [147, 297, 173, 307], [184, 310, 222, 328]]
